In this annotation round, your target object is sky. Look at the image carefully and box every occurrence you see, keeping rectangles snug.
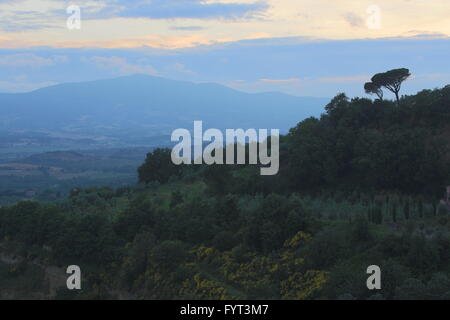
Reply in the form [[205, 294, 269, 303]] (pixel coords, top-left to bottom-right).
[[0, 0, 449, 97]]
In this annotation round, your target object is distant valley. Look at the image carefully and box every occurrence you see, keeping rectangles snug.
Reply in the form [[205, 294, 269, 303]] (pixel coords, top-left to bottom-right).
[[0, 148, 151, 206]]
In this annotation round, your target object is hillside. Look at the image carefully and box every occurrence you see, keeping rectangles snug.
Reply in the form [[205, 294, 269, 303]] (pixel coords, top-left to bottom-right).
[[0, 86, 449, 300]]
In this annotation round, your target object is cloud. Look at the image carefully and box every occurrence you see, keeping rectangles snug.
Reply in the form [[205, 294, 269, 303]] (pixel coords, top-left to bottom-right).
[[0, 21, 55, 32], [343, 12, 365, 28], [18, 33, 213, 50], [169, 25, 205, 31], [0, 53, 65, 67], [259, 78, 300, 83], [1, 0, 449, 50], [404, 30, 448, 39], [0, 6, 61, 32], [0, 36, 449, 97], [318, 75, 371, 83], [0, 79, 57, 93], [415, 73, 450, 80], [52, 55, 69, 63], [169, 62, 195, 74], [86, 56, 158, 75], [91, 0, 269, 20]]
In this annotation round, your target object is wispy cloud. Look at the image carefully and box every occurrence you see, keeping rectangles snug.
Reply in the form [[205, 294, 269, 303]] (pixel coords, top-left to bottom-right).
[[403, 30, 449, 39], [73, 0, 268, 21], [0, 53, 67, 67], [318, 75, 370, 83], [259, 78, 300, 83], [343, 12, 365, 28], [84, 56, 158, 75], [1, 0, 450, 49], [168, 62, 195, 74], [0, 28, 448, 97], [0, 78, 57, 93], [0, 1, 62, 32], [169, 25, 205, 31]]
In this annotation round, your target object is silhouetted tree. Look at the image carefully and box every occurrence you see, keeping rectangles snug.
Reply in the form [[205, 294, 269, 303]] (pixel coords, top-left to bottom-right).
[[371, 68, 411, 102]]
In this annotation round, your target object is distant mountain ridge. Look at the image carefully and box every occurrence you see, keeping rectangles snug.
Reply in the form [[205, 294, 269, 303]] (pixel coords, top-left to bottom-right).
[[0, 74, 328, 146]]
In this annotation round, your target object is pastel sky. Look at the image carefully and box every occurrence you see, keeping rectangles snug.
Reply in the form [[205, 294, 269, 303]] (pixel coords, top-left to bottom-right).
[[0, 0, 449, 97]]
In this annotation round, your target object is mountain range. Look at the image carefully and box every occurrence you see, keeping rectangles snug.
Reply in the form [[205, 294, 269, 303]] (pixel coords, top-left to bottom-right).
[[0, 74, 328, 149]]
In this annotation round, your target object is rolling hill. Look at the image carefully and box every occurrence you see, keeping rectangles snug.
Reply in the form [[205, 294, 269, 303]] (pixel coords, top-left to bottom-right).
[[0, 75, 328, 147]]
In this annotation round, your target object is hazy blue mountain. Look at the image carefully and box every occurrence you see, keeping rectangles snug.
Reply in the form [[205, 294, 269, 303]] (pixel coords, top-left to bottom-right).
[[0, 74, 328, 147]]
